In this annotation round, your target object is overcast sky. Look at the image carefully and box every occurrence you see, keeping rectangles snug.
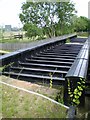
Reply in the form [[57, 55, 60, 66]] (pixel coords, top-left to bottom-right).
[[0, 0, 89, 27]]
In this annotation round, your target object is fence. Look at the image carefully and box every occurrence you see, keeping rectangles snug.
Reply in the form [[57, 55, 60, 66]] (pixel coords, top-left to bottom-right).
[[0, 33, 77, 51], [0, 43, 34, 51]]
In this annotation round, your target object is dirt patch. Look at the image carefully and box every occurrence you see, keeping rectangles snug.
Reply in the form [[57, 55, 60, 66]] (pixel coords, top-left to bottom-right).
[[0, 75, 62, 99]]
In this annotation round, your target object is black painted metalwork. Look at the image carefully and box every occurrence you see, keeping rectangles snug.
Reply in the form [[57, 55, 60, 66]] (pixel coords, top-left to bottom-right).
[[64, 39, 90, 105], [1, 34, 88, 86], [0, 33, 77, 67], [1, 33, 80, 84], [0, 34, 89, 119]]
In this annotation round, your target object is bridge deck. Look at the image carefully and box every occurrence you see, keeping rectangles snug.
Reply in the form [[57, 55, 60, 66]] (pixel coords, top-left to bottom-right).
[[2, 36, 85, 85], [1, 33, 89, 86]]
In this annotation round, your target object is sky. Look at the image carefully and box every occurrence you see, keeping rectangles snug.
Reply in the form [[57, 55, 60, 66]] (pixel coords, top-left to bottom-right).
[[0, 0, 89, 28]]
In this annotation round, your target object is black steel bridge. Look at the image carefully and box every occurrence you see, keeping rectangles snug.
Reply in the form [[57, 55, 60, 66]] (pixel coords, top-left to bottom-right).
[[0, 33, 90, 106]]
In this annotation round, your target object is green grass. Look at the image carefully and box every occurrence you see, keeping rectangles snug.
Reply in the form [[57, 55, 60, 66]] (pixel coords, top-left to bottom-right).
[[0, 35, 47, 43], [0, 38, 39, 43], [0, 50, 10, 54], [0, 67, 3, 72], [0, 66, 8, 72], [1, 83, 67, 118], [1, 75, 64, 101], [0, 31, 47, 43], [0, 39, 19, 43], [77, 32, 89, 37]]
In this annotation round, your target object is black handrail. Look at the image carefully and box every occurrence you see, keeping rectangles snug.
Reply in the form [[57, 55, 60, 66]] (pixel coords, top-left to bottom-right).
[[65, 39, 89, 79], [64, 38, 90, 106]]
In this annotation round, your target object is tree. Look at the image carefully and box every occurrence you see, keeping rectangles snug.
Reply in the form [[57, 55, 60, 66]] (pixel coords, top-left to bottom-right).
[[72, 16, 90, 32], [19, 1, 76, 38], [23, 23, 43, 39], [87, 19, 90, 33]]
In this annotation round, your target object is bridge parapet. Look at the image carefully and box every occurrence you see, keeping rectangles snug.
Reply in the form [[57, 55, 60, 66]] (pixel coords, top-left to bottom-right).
[[64, 38, 89, 106]]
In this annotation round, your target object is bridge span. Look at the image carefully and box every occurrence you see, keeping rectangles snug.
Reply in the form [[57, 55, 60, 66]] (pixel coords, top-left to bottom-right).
[[0, 33, 90, 106]]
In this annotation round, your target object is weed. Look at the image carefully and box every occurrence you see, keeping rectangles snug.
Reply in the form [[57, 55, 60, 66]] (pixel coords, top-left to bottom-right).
[[66, 38, 70, 43]]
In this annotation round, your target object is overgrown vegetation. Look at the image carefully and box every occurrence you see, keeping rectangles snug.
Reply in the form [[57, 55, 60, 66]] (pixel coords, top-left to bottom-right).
[[66, 38, 70, 43], [0, 62, 14, 72], [72, 16, 90, 32], [0, 76, 67, 118], [77, 32, 89, 37], [67, 78, 85, 106]]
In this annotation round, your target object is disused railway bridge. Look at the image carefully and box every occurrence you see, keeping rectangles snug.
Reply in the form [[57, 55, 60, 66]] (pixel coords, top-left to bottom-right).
[[0, 33, 90, 105]]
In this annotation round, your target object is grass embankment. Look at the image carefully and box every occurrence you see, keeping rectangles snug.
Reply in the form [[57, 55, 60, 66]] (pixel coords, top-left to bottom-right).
[[0, 76, 67, 118]]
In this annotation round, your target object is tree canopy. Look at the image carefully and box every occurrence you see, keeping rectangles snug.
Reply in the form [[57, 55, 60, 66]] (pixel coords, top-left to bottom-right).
[[23, 23, 43, 38], [19, 1, 76, 38], [72, 16, 90, 32], [19, 1, 90, 38]]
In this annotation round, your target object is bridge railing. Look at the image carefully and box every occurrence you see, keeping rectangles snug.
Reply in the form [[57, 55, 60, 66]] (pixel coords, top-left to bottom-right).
[[0, 33, 77, 68], [64, 38, 89, 106]]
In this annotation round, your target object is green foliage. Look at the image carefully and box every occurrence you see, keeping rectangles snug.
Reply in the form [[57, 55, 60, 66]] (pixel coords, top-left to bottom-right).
[[0, 67, 4, 72], [50, 78, 53, 89], [55, 92, 64, 104], [77, 32, 89, 37], [66, 38, 70, 43], [23, 23, 43, 39], [72, 16, 90, 32], [1, 62, 14, 72], [49, 73, 53, 89], [19, 1, 76, 38], [67, 78, 85, 106]]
